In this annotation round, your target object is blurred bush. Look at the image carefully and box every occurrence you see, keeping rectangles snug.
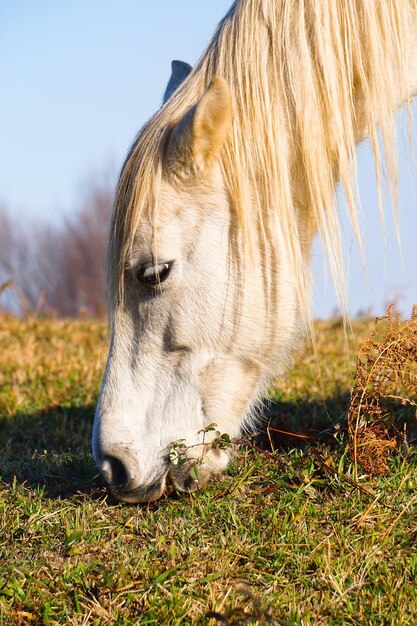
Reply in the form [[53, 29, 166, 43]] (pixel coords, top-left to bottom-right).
[[0, 174, 114, 318]]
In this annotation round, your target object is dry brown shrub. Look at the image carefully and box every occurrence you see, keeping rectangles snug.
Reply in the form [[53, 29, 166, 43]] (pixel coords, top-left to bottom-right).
[[348, 306, 417, 476]]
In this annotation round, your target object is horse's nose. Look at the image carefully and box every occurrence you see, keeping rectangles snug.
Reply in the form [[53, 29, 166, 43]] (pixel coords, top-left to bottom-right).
[[97, 451, 167, 502], [101, 455, 130, 490]]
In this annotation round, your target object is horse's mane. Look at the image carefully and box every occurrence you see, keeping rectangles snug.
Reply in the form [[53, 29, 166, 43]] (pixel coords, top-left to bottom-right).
[[110, 0, 416, 314]]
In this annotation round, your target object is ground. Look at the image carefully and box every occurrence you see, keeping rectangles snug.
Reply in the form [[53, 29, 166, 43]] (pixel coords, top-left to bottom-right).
[[0, 318, 416, 625]]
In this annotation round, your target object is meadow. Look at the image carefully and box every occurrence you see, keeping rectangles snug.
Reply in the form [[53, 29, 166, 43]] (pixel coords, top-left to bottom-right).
[[1, 317, 417, 625]]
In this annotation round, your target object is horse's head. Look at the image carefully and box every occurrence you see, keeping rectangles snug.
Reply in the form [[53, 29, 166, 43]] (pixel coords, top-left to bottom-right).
[[93, 64, 299, 502]]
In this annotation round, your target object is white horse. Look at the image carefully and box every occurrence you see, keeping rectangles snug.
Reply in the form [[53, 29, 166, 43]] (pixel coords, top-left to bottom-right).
[[93, 0, 417, 502]]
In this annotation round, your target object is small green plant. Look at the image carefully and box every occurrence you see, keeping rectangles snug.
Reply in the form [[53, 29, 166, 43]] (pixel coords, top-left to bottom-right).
[[168, 439, 188, 467], [168, 423, 234, 481]]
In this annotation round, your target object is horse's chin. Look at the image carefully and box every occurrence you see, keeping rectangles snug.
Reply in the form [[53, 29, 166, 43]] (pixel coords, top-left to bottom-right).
[[109, 477, 167, 504]]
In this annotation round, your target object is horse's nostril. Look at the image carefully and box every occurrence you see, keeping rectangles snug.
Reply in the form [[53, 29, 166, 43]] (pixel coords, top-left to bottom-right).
[[101, 455, 129, 489]]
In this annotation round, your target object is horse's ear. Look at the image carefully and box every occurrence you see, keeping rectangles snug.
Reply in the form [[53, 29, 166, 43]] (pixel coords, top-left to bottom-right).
[[166, 76, 232, 177], [163, 60, 192, 104]]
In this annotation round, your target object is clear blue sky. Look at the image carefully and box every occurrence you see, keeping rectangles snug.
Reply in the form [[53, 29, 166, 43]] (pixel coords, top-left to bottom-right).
[[1, 1, 416, 318]]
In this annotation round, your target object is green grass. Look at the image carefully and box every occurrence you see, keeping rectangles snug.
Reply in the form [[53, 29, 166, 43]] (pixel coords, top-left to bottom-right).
[[1, 317, 416, 625]]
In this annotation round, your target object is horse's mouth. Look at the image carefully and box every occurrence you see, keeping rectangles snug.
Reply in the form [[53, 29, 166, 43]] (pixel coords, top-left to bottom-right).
[[109, 468, 200, 504]]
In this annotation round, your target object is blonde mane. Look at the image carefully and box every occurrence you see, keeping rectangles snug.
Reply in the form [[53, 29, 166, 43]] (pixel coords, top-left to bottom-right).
[[110, 0, 416, 314]]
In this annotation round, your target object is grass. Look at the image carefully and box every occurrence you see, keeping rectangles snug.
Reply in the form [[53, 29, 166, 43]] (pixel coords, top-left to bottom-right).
[[1, 317, 417, 625]]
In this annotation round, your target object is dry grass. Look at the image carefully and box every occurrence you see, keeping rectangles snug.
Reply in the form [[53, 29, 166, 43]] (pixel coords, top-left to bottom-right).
[[348, 307, 417, 477]]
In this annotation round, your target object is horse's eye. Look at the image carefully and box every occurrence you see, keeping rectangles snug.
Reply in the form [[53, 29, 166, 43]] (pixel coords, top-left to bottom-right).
[[136, 261, 173, 286]]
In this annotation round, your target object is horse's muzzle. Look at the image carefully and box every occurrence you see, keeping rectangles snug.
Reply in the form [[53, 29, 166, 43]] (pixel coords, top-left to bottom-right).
[[99, 452, 199, 503]]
